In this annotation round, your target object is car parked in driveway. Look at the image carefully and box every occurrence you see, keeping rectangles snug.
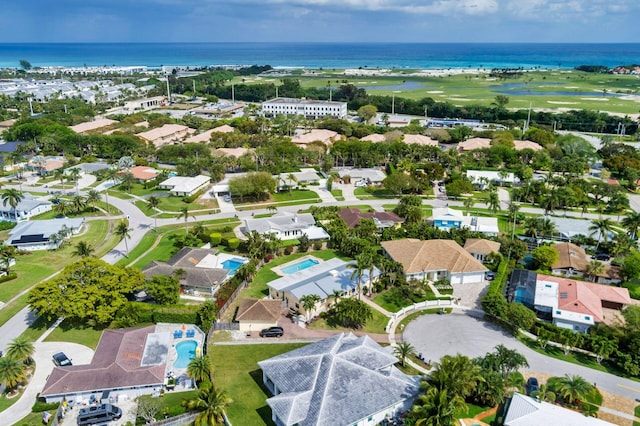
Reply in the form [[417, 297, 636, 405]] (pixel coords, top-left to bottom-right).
[[52, 352, 72, 367], [526, 377, 539, 395], [592, 253, 610, 261], [259, 326, 284, 338]]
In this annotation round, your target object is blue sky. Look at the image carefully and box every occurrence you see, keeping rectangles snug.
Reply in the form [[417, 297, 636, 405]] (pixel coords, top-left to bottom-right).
[[2, 0, 639, 43]]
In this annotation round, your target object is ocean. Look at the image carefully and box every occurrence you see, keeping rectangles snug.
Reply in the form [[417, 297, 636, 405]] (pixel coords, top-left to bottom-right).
[[0, 42, 639, 70]]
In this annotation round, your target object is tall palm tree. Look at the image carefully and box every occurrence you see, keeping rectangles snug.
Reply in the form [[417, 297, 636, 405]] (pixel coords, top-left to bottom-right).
[[54, 168, 65, 193], [85, 189, 100, 212], [589, 218, 615, 252], [463, 197, 474, 215], [187, 356, 212, 385], [72, 241, 95, 258], [103, 167, 120, 213], [537, 217, 557, 238], [120, 171, 135, 192], [0, 357, 26, 391], [115, 220, 132, 256], [413, 385, 465, 426], [53, 200, 71, 217], [428, 354, 482, 400], [584, 260, 605, 282], [555, 374, 594, 406], [146, 195, 160, 231], [492, 344, 529, 378], [71, 195, 86, 214], [182, 382, 232, 426], [2, 189, 24, 222], [487, 191, 501, 215], [177, 205, 193, 236], [393, 342, 417, 368], [523, 217, 539, 239], [67, 167, 81, 194], [6, 336, 34, 365], [300, 294, 321, 323], [622, 211, 640, 240]]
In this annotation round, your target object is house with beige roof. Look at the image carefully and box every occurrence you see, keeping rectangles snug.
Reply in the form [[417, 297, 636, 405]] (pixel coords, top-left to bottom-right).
[[184, 128, 215, 144], [360, 133, 386, 142], [464, 238, 501, 263], [214, 147, 250, 158], [119, 165, 159, 182], [236, 299, 282, 332], [137, 124, 194, 147], [458, 137, 543, 152], [402, 134, 439, 146], [381, 239, 488, 284], [291, 128, 340, 148], [514, 140, 543, 151], [70, 118, 118, 134], [551, 242, 620, 284]]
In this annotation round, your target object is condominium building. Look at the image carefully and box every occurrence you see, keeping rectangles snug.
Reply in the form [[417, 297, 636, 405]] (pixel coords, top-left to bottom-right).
[[262, 97, 347, 118]]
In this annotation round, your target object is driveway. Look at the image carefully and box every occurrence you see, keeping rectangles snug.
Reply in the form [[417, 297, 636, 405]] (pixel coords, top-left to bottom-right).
[[0, 307, 37, 353], [3, 342, 94, 426], [403, 312, 640, 401]]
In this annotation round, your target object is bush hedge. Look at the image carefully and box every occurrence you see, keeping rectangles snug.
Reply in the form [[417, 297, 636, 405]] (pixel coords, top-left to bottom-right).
[[210, 232, 222, 246], [0, 272, 18, 284], [32, 401, 60, 412], [226, 238, 240, 249], [153, 306, 199, 324]]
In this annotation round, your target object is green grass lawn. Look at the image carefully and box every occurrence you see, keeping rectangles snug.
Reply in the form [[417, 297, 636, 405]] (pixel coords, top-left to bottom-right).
[[129, 229, 184, 269], [354, 186, 397, 199], [44, 321, 105, 349], [116, 232, 159, 267], [271, 189, 320, 203], [634, 405, 640, 426], [330, 189, 343, 198], [396, 308, 453, 331], [13, 412, 44, 426], [308, 307, 389, 334], [245, 249, 350, 299], [137, 389, 198, 421], [211, 343, 308, 426], [372, 287, 442, 313]]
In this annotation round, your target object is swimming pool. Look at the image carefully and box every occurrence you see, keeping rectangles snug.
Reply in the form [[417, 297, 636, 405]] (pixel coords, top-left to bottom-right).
[[222, 258, 245, 274], [281, 258, 319, 274], [174, 340, 197, 369]]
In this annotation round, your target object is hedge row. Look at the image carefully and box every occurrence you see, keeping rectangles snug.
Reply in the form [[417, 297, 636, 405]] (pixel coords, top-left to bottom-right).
[[0, 272, 18, 284]]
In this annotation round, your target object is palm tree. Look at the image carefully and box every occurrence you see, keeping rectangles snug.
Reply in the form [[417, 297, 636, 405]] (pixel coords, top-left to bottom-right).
[[531, 383, 556, 403], [585, 260, 605, 282], [177, 205, 193, 236], [622, 211, 640, 240], [329, 289, 343, 306], [537, 217, 557, 238], [463, 197, 474, 215], [115, 220, 132, 256], [0, 357, 26, 392], [523, 217, 539, 239], [182, 382, 232, 426], [146, 195, 160, 230], [187, 356, 212, 385], [300, 294, 321, 323], [54, 168, 65, 193], [103, 167, 120, 213], [2, 189, 24, 222], [6, 336, 34, 365], [413, 385, 465, 426], [555, 374, 594, 406], [492, 344, 529, 378], [589, 218, 615, 252], [393, 342, 416, 368], [67, 167, 81, 194], [71, 195, 86, 214], [85, 189, 100, 212], [72, 241, 95, 258], [428, 354, 482, 400], [487, 191, 501, 215], [592, 336, 617, 364]]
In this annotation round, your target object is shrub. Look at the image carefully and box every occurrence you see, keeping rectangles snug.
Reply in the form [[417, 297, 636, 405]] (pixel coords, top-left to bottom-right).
[[32, 400, 60, 412], [209, 232, 222, 246], [313, 241, 323, 250], [0, 221, 16, 231], [182, 187, 208, 203], [226, 238, 240, 249], [284, 246, 293, 255], [153, 306, 199, 324], [0, 272, 18, 284]]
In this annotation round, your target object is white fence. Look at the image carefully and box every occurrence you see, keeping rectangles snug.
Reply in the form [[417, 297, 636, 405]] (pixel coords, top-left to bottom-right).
[[385, 299, 456, 333]]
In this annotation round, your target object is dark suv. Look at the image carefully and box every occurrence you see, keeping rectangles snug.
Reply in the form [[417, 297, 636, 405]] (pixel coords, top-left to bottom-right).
[[526, 377, 540, 395], [52, 352, 72, 367], [593, 253, 611, 261], [259, 327, 284, 338]]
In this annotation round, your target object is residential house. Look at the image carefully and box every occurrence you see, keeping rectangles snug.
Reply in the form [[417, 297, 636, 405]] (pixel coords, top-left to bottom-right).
[[506, 269, 538, 307], [244, 212, 330, 241], [258, 333, 420, 426], [430, 208, 499, 236], [29, 157, 64, 175], [65, 162, 111, 175], [142, 247, 248, 297], [7, 218, 84, 250], [338, 207, 404, 229], [214, 147, 249, 158], [551, 242, 621, 284], [0, 195, 52, 222], [277, 169, 320, 190], [381, 239, 488, 284], [508, 272, 631, 333], [337, 168, 387, 185], [137, 124, 194, 147], [119, 165, 159, 183], [402, 134, 439, 146], [158, 175, 211, 197], [69, 118, 118, 134], [123, 96, 164, 112], [466, 170, 519, 188], [503, 393, 615, 426], [267, 258, 380, 317], [360, 133, 386, 143], [236, 299, 282, 332], [457, 138, 543, 152], [40, 326, 170, 403], [464, 238, 501, 263], [291, 129, 340, 149]]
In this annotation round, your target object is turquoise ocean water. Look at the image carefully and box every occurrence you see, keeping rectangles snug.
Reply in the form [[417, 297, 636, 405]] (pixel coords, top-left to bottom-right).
[[0, 43, 638, 70]]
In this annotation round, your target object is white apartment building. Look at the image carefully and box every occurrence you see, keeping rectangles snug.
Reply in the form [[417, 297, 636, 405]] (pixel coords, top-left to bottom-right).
[[262, 97, 347, 118]]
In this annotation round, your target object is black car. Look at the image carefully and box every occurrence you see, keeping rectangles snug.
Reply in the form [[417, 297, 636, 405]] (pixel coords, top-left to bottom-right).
[[52, 352, 72, 367], [485, 271, 496, 281], [593, 253, 611, 261], [526, 377, 540, 395], [259, 327, 284, 338]]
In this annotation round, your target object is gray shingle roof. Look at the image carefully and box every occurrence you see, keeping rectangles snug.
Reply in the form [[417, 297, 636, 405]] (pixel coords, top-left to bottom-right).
[[9, 217, 84, 245], [245, 212, 316, 234], [258, 333, 420, 426]]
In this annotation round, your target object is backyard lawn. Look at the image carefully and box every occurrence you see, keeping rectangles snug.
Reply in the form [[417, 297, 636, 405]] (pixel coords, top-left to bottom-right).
[[211, 343, 307, 426], [307, 306, 389, 334], [372, 287, 443, 313]]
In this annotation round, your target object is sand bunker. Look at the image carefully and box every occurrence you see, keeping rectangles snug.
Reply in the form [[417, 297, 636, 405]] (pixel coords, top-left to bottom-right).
[[428, 90, 443, 93], [581, 97, 610, 101], [547, 101, 578, 105]]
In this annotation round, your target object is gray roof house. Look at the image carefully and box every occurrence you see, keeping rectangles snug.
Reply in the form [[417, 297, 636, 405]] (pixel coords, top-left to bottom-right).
[[258, 333, 420, 426], [65, 162, 111, 175], [244, 212, 329, 241], [0, 195, 52, 222], [504, 393, 614, 426], [8, 217, 84, 251]]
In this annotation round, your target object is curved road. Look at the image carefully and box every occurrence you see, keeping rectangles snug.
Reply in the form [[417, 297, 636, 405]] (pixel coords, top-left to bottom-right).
[[404, 312, 640, 401]]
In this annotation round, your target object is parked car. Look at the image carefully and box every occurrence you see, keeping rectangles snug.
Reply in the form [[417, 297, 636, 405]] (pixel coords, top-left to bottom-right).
[[526, 377, 539, 395], [52, 352, 72, 367], [223, 194, 232, 202], [593, 253, 611, 261], [485, 271, 496, 281], [77, 403, 122, 425], [259, 326, 284, 338]]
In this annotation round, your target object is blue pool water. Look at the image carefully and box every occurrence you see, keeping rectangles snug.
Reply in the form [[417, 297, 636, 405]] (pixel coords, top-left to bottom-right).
[[222, 259, 244, 274], [174, 340, 197, 369], [281, 259, 319, 275]]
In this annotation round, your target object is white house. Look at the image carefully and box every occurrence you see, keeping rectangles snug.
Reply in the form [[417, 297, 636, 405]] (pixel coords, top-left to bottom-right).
[[244, 212, 329, 241], [466, 170, 519, 188], [0, 195, 52, 222], [504, 393, 615, 426], [258, 333, 420, 426], [158, 175, 211, 197], [430, 207, 500, 236], [262, 97, 347, 119], [8, 218, 85, 251], [381, 238, 487, 285]]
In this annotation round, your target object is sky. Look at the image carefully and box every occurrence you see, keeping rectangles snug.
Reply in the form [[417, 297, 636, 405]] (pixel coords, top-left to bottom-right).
[[2, 0, 639, 43]]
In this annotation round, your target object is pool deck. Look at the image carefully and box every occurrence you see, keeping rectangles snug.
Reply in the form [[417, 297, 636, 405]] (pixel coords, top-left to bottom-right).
[[272, 255, 323, 276], [155, 323, 206, 387]]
